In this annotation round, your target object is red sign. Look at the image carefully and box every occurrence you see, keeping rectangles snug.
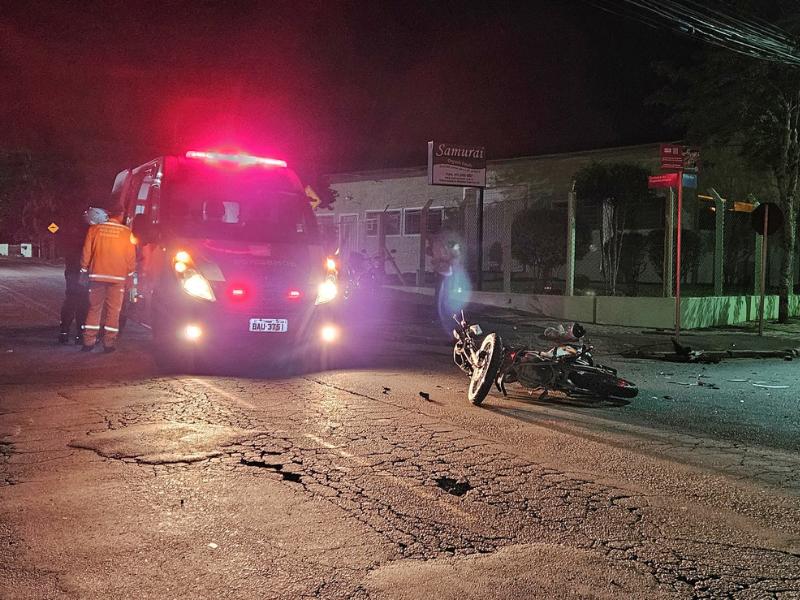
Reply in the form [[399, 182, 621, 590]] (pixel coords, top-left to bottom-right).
[[648, 173, 679, 188], [660, 144, 684, 169], [660, 144, 701, 171]]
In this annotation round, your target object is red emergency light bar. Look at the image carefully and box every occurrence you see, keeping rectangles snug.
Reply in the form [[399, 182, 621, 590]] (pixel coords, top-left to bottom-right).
[[185, 150, 287, 168]]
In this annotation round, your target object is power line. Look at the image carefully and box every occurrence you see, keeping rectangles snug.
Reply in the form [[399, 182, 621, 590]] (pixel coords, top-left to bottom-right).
[[588, 0, 800, 65]]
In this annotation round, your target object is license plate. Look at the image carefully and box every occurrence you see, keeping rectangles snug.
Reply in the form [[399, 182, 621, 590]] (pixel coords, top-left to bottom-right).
[[249, 318, 288, 333]]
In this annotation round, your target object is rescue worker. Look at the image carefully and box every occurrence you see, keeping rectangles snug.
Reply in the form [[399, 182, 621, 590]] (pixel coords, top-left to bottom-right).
[[58, 210, 95, 344], [79, 205, 135, 353]]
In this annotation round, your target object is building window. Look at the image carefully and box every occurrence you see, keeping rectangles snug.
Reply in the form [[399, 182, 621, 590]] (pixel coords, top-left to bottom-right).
[[365, 210, 401, 236], [403, 207, 444, 235]]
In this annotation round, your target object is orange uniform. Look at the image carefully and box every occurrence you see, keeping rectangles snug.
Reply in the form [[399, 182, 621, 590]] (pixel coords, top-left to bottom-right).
[[80, 217, 136, 350], [80, 218, 136, 283]]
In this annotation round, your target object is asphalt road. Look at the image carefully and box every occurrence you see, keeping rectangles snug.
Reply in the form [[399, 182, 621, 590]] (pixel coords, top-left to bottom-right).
[[1, 261, 799, 599]]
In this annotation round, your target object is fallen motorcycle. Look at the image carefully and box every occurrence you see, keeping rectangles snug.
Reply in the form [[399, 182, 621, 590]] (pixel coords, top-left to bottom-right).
[[452, 312, 638, 406]]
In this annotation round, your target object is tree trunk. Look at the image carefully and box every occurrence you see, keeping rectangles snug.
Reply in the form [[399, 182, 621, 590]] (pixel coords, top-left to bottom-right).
[[779, 196, 796, 322]]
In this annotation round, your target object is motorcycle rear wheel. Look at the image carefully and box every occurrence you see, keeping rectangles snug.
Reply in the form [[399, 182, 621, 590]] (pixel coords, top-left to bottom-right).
[[569, 370, 638, 399], [468, 333, 503, 406]]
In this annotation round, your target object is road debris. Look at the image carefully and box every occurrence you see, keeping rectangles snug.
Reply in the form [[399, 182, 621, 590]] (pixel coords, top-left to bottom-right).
[[382, 387, 391, 394], [419, 391, 431, 401], [752, 383, 789, 389], [208, 542, 218, 549]]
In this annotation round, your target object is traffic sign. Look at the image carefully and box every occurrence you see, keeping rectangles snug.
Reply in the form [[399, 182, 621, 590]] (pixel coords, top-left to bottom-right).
[[660, 144, 683, 169], [47, 222, 59, 234], [660, 144, 701, 172], [682, 172, 697, 188], [648, 173, 679, 188]]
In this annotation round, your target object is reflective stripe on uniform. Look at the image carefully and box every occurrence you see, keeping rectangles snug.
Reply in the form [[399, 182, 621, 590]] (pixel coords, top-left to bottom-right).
[[89, 274, 127, 281], [104, 326, 119, 332], [83, 325, 101, 330]]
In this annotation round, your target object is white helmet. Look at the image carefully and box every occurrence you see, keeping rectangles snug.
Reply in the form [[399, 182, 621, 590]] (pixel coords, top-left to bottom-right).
[[84, 207, 109, 225]]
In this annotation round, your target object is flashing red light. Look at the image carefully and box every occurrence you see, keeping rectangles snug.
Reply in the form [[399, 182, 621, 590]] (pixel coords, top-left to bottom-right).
[[288, 289, 302, 300], [228, 285, 248, 301], [185, 150, 287, 168]]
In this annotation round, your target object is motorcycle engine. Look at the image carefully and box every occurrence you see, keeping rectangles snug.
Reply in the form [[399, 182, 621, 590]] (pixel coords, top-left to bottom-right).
[[515, 361, 556, 388]]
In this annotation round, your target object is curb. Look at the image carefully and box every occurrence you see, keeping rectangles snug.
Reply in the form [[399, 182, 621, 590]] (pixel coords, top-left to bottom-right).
[[622, 348, 799, 362]]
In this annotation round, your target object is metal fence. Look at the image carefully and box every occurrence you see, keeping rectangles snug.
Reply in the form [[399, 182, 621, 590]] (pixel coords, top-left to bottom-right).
[[316, 192, 792, 297]]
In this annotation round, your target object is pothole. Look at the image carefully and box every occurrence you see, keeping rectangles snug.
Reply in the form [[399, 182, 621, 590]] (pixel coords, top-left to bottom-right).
[[435, 476, 471, 496], [239, 458, 303, 482], [69, 423, 256, 465]]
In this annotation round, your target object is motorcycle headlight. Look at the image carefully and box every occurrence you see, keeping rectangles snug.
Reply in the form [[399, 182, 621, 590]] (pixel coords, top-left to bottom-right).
[[182, 272, 215, 301], [315, 278, 338, 305]]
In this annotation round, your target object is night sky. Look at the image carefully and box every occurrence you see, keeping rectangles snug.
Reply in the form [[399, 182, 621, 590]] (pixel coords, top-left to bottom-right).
[[1, 0, 698, 192]]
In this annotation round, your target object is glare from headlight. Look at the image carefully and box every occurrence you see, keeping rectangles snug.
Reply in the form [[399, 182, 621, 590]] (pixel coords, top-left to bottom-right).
[[182, 272, 215, 301], [315, 279, 338, 304], [320, 324, 339, 343], [184, 324, 203, 341]]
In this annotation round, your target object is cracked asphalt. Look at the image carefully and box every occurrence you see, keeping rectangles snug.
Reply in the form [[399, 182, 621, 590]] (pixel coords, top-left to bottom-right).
[[1, 262, 799, 599]]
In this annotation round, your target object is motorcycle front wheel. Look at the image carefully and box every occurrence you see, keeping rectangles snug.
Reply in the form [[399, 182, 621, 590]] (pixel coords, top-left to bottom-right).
[[568, 370, 638, 399], [468, 333, 503, 406]]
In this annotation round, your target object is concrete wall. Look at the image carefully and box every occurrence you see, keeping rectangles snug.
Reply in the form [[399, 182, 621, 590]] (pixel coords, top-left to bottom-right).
[[422, 288, 800, 330], [469, 291, 596, 323]]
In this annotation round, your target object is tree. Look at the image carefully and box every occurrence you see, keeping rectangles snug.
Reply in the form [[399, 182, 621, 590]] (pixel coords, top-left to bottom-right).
[[652, 3, 800, 320], [0, 150, 85, 255], [510, 207, 591, 287], [646, 228, 706, 284], [574, 162, 652, 295], [618, 232, 648, 295]]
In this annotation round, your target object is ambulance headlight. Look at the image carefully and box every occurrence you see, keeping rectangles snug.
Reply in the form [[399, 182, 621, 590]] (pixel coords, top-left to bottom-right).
[[182, 272, 216, 301], [315, 279, 338, 305]]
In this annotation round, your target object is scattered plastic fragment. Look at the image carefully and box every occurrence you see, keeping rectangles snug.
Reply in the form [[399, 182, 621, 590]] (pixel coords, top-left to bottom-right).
[[752, 383, 789, 389], [208, 542, 218, 549]]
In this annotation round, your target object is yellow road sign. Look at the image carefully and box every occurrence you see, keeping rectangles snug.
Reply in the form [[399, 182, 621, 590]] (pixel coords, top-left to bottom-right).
[[47, 222, 59, 234]]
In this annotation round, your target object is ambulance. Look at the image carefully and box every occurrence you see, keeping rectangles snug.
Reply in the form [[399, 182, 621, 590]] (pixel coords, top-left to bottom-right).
[[114, 150, 341, 367]]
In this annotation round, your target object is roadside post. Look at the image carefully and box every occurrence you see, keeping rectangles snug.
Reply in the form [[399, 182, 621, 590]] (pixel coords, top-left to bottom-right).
[[708, 188, 725, 296], [502, 200, 513, 293], [655, 144, 700, 343], [377, 209, 387, 267], [663, 189, 675, 298], [417, 199, 433, 286], [751, 202, 784, 336], [649, 170, 681, 337], [476, 187, 484, 290], [428, 141, 486, 290], [47, 222, 59, 260], [565, 186, 576, 297]]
